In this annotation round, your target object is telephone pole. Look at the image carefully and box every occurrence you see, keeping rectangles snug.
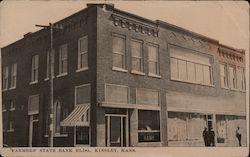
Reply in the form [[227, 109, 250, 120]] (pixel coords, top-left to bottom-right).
[[35, 23, 63, 147]]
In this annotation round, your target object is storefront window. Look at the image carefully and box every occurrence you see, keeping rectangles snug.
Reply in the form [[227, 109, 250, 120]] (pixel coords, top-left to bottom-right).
[[75, 126, 90, 145], [138, 110, 160, 142]]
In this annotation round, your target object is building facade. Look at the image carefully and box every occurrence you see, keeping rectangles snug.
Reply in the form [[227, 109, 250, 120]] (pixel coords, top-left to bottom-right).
[[1, 4, 246, 147]]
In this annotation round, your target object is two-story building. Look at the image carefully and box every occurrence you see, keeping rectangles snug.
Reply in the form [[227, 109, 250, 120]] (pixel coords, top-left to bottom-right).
[[1, 3, 246, 147]]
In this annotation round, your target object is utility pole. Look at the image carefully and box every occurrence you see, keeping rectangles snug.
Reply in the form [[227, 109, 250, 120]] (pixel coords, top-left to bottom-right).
[[35, 23, 63, 147]]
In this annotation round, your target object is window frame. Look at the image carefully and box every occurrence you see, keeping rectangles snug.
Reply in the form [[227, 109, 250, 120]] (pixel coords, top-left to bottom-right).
[[74, 83, 91, 106], [58, 44, 68, 76], [147, 43, 160, 77], [30, 55, 39, 84], [2, 66, 9, 91], [77, 35, 88, 71], [28, 94, 39, 115], [228, 65, 237, 89], [104, 83, 129, 104], [10, 64, 17, 89], [9, 100, 15, 111], [131, 39, 144, 74], [219, 63, 229, 89], [45, 49, 55, 80], [138, 110, 161, 143], [169, 46, 213, 86], [136, 88, 160, 106], [74, 126, 91, 146], [236, 66, 245, 91], [112, 33, 127, 71]]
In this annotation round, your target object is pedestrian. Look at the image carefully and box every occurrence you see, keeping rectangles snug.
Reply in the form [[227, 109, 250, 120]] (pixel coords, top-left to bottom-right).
[[236, 126, 242, 146], [209, 128, 215, 146], [202, 127, 209, 146]]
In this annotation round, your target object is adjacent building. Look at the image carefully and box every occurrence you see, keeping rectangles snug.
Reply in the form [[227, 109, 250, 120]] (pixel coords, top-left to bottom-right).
[[1, 4, 246, 147]]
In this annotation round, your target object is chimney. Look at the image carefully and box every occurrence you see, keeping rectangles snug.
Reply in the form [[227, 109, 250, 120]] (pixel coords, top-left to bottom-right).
[[86, 3, 114, 11]]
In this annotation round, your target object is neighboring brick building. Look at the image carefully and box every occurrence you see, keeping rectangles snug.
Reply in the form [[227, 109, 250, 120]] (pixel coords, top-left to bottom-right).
[[1, 4, 246, 147]]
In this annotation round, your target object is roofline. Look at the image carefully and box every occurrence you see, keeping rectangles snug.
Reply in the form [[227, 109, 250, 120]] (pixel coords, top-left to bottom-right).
[[219, 43, 245, 55]]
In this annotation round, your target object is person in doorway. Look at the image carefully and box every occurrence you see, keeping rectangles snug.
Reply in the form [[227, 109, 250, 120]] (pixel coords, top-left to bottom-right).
[[202, 127, 209, 146], [236, 126, 242, 146], [207, 127, 215, 146]]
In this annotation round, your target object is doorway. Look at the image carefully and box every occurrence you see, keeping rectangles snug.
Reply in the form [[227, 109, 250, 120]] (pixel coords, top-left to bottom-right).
[[29, 114, 39, 147], [105, 114, 128, 147]]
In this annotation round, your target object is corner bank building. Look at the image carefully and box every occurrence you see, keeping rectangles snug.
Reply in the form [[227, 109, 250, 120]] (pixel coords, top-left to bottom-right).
[[1, 4, 247, 147]]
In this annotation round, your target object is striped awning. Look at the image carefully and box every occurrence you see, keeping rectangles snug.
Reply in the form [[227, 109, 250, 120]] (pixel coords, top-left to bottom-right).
[[61, 104, 90, 127]]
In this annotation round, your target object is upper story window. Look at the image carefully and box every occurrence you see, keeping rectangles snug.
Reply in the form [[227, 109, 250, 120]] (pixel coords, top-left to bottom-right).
[[28, 95, 39, 115], [10, 64, 17, 89], [237, 67, 245, 91], [10, 100, 15, 111], [77, 36, 88, 71], [112, 34, 126, 70], [75, 84, 91, 105], [228, 65, 237, 89], [59, 44, 68, 75], [46, 50, 55, 79], [136, 88, 159, 106], [31, 55, 39, 83], [170, 47, 213, 86], [2, 66, 9, 91], [105, 84, 128, 104], [54, 101, 61, 135], [220, 63, 228, 88], [131, 39, 143, 73], [147, 44, 160, 76], [2, 103, 7, 112]]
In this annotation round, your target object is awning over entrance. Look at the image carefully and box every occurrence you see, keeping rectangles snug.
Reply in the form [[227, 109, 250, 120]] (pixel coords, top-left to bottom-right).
[[61, 104, 90, 127]]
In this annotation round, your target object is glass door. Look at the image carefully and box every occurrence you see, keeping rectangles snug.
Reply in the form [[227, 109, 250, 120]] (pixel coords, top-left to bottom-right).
[[105, 114, 127, 147]]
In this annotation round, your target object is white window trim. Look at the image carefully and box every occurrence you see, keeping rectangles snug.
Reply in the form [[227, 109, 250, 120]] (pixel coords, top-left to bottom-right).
[[31, 55, 39, 83], [28, 94, 39, 115], [170, 57, 213, 86], [228, 64, 237, 90], [2, 104, 7, 112], [112, 33, 126, 70], [104, 83, 129, 104], [236, 66, 246, 92], [29, 80, 38, 85], [131, 39, 144, 73], [136, 88, 160, 106], [131, 70, 145, 76], [74, 83, 91, 106], [10, 64, 17, 89], [2, 66, 9, 91], [77, 36, 88, 70], [59, 44, 68, 75], [219, 63, 229, 89], [56, 72, 68, 78], [147, 43, 160, 76], [74, 126, 91, 147]]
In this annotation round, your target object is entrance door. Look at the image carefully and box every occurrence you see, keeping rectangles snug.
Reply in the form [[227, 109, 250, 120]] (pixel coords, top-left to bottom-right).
[[105, 114, 127, 147], [29, 114, 39, 147]]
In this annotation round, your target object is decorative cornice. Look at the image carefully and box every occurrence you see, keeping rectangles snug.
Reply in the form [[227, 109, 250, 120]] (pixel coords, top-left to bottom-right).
[[218, 48, 244, 63], [111, 14, 159, 37]]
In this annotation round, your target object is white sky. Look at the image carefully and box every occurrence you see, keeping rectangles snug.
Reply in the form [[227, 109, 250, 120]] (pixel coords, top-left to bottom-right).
[[0, 1, 248, 52]]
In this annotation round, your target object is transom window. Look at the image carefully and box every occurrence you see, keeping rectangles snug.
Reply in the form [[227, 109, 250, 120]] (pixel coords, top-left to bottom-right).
[[105, 84, 128, 104], [138, 110, 160, 142], [112, 34, 126, 69], [131, 39, 143, 72], [136, 88, 159, 106], [31, 55, 39, 83], [28, 95, 39, 115], [170, 47, 213, 85], [148, 44, 159, 76], [78, 36, 88, 70], [75, 84, 91, 105], [59, 44, 68, 75]]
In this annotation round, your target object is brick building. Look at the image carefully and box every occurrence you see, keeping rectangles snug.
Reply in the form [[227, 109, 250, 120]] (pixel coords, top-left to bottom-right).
[[1, 4, 246, 147]]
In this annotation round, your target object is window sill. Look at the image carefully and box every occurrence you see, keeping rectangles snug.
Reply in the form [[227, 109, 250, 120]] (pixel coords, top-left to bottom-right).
[[2, 89, 8, 92], [7, 129, 14, 132], [2, 109, 7, 112], [76, 67, 88, 72], [9, 108, 15, 111], [170, 78, 215, 87], [44, 76, 55, 81], [112, 67, 128, 73], [221, 86, 229, 90], [131, 70, 145, 76], [9, 87, 16, 90], [29, 81, 38, 85], [56, 73, 68, 78], [44, 134, 68, 138], [148, 73, 161, 79]]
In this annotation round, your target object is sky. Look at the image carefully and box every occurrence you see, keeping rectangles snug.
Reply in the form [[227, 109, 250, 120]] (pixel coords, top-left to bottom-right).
[[0, 1, 248, 51]]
